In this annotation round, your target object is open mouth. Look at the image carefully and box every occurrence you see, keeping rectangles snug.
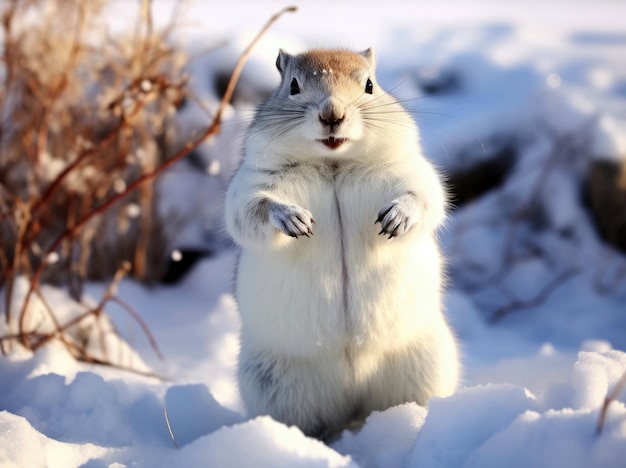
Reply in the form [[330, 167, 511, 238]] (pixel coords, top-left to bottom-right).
[[318, 137, 348, 150]]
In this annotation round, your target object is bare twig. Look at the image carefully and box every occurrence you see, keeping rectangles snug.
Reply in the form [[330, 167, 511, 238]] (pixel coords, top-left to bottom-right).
[[490, 267, 580, 322], [597, 369, 626, 435], [29, 123, 123, 216], [164, 404, 180, 449], [5, 199, 29, 326], [108, 295, 163, 360], [73, 348, 170, 380]]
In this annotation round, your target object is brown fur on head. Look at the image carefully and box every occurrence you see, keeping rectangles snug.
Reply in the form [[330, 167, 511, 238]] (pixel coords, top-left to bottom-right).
[[276, 48, 375, 79], [272, 48, 379, 116]]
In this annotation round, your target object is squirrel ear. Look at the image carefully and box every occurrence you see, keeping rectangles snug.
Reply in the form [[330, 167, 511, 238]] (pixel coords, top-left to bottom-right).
[[360, 47, 376, 68], [276, 49, 292, 75]]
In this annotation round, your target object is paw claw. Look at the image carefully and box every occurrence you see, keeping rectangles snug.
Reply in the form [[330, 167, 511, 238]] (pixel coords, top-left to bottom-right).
[[270, 203, 315, 239], [376, 196, 418, 239], [375, 206, 393, 225]]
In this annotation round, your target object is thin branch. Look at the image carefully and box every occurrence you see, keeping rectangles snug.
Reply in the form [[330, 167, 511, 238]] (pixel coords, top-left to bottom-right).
[[29, 123, 122, 216], [32, 283, 75, 351], [164, 404, 180, 449], [5, 199, 29, 326], [28, 262, 132, 352], [490, 267, 580, 321], [108, 295, 163, 360], [217, 6, 297, 119], [73, 348, 170, 380], [597, 369, 626, 435], [0, 331, 48, 342]]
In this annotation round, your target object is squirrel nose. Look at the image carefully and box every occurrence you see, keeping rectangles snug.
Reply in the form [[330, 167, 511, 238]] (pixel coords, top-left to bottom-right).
[[318, 113, 344, 127], [319, 97, 345, 130]]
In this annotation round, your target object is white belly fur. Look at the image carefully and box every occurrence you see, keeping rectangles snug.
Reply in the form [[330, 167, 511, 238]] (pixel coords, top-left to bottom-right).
[[232, 162, 459, 435]]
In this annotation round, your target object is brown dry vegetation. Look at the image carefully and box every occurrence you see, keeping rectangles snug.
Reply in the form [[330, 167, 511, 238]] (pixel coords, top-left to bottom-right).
[[0, 0, 295, 370], [0, 0, 191, 367], [0, 0, 188, 291]]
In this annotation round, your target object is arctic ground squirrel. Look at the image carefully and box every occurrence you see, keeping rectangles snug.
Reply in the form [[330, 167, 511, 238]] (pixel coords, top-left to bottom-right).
[[225, 48, 460, 437]]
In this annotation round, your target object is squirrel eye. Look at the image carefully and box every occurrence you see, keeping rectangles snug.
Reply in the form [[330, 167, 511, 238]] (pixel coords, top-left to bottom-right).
[[365, 78, 373, 94], [290, 78, 300, 95]]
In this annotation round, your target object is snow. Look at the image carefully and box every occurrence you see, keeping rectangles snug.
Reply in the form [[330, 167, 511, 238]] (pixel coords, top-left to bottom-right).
[[171, 417, 355, 468], [2, 0, 626, 467]]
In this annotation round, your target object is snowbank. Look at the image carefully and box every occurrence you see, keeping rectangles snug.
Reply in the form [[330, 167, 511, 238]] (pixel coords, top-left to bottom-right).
[[1, 257, 625, 467]]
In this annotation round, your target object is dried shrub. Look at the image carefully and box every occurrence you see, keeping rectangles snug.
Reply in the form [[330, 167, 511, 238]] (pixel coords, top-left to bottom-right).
[[0, 0, 296, 370], [0, 0, 188, 296]]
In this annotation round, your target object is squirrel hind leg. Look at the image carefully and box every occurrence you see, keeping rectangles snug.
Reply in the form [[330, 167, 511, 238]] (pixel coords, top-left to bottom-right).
[[238, 349, 354, 437]]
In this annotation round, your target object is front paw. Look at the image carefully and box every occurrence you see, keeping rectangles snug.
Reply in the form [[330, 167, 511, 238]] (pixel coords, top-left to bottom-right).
[[375, 195, 418, 239], [269, 203, 315, 238]]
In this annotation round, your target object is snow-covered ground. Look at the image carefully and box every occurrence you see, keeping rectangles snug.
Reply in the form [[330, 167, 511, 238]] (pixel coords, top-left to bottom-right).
[[2, 1, 626, 466]]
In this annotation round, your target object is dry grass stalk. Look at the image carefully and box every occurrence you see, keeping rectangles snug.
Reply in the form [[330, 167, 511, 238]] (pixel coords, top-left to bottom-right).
[[597, 369, 626, 435], [0, 1, 298, 373], [1, 0, 187, 292], [164, 404, 180, 450]]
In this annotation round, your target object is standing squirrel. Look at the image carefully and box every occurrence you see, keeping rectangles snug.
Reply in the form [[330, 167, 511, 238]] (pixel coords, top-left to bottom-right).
[[225, 48, 460, 437]]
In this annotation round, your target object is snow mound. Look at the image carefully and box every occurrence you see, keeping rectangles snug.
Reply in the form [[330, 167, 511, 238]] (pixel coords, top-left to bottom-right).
[[171, 416, 356, 468], [0, 411, 47, 468], [0, 411, 109, 468], [1, 274, 625, 467], [332, 403, 427, 468]]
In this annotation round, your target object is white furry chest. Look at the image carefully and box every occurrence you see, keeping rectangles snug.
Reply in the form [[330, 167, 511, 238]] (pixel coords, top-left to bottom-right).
[[234, 163, 442, 356]]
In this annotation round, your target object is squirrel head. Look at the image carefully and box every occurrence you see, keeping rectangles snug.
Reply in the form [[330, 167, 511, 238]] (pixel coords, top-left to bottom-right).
[[251, 48, 408, 159]]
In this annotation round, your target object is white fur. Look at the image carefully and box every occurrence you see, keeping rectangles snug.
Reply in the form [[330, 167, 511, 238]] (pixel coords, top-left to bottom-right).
[[225, 49, 460, 437]]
